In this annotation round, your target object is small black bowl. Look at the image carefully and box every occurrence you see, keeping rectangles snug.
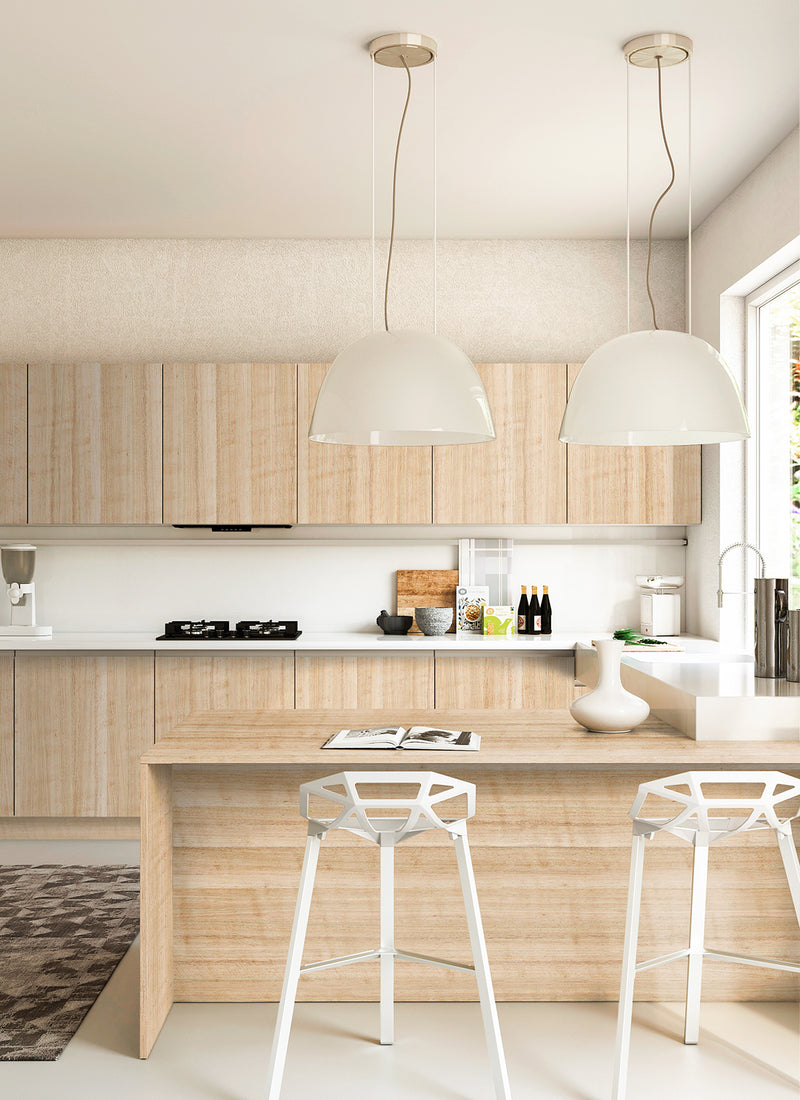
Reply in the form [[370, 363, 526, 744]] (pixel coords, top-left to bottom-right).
[[376, 611, 413, 636]]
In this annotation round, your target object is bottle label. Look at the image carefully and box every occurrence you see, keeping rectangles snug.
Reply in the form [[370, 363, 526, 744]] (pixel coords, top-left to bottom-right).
[[518, 615, 526, 632], [534, 616, 542, 631]]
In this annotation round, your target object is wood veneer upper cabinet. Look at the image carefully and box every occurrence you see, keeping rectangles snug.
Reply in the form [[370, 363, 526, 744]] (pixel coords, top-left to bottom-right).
[[0, 655, 12, 816], [0, 366, 26, 523], [14, 654, 155, 817], [433, 363, 567, 524], [28, 363, 162, 524], [566, 363, 701, 524], [298, 363, 433, 524], [163, 363, 297, 525]]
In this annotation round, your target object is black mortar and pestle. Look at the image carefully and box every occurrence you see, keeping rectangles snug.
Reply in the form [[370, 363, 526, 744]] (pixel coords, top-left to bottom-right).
[[376, 610, 413, 635]]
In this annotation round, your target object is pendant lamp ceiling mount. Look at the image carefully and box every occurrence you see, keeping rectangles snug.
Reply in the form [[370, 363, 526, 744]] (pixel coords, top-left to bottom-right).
[[369, 32, 437, 68], [623, 32, 692, 68]]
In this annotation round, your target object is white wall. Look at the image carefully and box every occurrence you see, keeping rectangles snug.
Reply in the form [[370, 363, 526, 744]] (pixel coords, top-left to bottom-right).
[[687, 129, 800, 643], [0, 235, 687, 635]]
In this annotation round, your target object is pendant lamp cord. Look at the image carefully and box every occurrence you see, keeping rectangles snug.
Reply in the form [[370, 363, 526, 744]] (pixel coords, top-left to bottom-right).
[[384, 55, 413, 332], [645, 55, 675, 330]]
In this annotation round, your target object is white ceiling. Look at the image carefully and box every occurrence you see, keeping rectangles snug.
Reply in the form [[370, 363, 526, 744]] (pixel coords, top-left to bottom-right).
[[1, 0, 797, 239]]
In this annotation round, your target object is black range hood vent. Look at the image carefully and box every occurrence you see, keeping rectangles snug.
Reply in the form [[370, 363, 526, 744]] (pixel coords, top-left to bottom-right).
[[172, 525, 294, 532]]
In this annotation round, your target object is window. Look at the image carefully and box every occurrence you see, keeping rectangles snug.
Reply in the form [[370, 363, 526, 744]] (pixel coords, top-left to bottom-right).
[[746, 263, 800, 603]]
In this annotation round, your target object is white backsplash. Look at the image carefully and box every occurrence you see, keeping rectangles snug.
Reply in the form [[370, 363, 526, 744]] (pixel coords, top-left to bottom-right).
[[17, 535, 686, 635]]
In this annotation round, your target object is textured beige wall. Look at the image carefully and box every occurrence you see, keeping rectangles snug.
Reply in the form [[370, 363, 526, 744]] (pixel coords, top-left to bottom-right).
[[0, 238, 683, 363]]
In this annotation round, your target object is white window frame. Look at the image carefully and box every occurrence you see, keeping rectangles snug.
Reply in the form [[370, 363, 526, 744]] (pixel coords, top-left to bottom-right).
[[744, 260, 800, 585]]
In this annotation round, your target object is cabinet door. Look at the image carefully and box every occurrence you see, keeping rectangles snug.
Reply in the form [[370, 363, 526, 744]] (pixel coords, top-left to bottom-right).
[[0, 366, 26, 523], [296, 653, 434, 709], [28, 363, 162, 524], [15, 654, 155, 816], [298, 364, 433, 524], [163, 363, 297, 525], [433, 363, 567, 524], [566, 363, 701, 524], [155, 653, 294, 740], [435, 653, 574, 709], [0, 655, 12, 816]]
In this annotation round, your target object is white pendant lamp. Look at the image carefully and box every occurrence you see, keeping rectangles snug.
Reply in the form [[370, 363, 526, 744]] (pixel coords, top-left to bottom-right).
[[309, 33, 495, 446], [559, 33, 750, 446]]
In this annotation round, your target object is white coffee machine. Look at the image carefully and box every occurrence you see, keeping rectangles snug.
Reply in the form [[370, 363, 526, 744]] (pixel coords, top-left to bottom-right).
[[637, 575, 683, 637], [0, 544, 52, 637]]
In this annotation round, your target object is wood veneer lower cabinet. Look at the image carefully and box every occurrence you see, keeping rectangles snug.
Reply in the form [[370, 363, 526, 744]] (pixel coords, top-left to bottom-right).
[[0, 365, 27, 524], [566, 362, 701, 525], [297, 363, 433, 524], [170, 765, 799, 1002], [435, 653, 575, 709], [14, 654, 155, 817], [295, 653, 434, 710], [155, 653, 295, 740], [0, 655, 13, 816]]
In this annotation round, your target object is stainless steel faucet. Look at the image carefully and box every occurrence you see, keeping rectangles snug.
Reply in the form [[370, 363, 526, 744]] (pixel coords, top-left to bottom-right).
[[717, 542, 766, 607]]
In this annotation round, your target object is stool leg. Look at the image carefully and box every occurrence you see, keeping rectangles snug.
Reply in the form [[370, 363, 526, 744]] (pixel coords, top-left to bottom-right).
[[684, 841, 709, 1045], [776, 824, 800, 926], [612, 831, 646, 1100], [452, 828, 512, 1100], [266, 830, 322, 1100], [379, 840, 395, 1045]]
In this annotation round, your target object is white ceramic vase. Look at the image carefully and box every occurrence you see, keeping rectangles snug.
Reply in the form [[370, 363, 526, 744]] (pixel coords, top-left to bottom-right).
[[570, 638, 650, 733]]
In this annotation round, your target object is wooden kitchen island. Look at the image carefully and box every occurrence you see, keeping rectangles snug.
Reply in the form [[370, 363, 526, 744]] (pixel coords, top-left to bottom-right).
[[140, 710, 800, 1057]]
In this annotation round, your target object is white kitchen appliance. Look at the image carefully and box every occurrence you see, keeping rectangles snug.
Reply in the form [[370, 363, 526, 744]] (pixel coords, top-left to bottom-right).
[[0, 544, 52, 636], [636, 574, 683, 637]]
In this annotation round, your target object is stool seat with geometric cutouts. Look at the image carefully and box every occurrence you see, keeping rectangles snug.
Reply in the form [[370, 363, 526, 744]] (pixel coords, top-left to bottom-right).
[[612, 770, 800, 1099], [265, 771, 512, 1100]]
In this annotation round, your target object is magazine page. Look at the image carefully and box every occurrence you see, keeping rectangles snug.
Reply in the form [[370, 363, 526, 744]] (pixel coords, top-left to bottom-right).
[[322, 726, 407, 749], [401, 726, 480, 750]]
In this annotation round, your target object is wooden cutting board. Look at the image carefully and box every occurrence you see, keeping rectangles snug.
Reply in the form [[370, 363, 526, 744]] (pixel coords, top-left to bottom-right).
[[396, 569, 459, 634]]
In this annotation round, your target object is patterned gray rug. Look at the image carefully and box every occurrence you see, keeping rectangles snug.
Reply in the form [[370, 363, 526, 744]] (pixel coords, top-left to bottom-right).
[[0, 864, 139, 1060]]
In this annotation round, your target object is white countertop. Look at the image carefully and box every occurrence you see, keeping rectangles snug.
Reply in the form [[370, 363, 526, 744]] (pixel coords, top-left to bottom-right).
[[0, 630, 592, 652]]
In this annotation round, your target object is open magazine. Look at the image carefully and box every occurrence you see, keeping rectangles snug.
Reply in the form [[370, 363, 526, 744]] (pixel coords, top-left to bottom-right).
[[322, 725, 479, 751]]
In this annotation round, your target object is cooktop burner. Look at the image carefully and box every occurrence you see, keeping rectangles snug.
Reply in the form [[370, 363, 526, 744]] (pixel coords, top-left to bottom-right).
[[157, 619, 302, 640]]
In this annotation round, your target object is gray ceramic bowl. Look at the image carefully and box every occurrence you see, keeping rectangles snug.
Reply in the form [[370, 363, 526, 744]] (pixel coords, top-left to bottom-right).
[[415, 606, 453, 636]]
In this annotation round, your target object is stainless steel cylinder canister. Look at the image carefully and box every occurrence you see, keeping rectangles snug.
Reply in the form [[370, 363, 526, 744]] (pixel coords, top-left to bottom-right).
[[754, 578, 788, 678], [787, 609, 800, 682]]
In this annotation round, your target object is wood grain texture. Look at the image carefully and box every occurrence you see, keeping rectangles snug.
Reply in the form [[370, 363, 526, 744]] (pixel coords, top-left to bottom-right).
[[566, 363, 702, 525], [15, 654, 155, 816], [0, 817, 139, 839], [143, 709, 800, 768], [0, 655, 12, 816], [0, 365, 27, 523], [297, 363, 433, 523], [295, 654, 434, 709], [166, 763, 800, 1003], [140, 762, 173, 1057], [433, 363, 567, 523], [27, 363, 162, 524], [163, 363, 297, 525], [434, 653, 575, 709], [155, 653, 294, 740], [396, 569, 459, 634]]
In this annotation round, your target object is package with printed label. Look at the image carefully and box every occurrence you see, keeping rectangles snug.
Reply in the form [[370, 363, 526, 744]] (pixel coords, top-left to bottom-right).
[[482, 606, 515, 636], [456, 586, 489, 633]]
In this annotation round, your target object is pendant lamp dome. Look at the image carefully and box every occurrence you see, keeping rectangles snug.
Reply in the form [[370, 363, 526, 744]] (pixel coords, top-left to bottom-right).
[[559, 33, 750, 446], [309, 33, 495, 446]]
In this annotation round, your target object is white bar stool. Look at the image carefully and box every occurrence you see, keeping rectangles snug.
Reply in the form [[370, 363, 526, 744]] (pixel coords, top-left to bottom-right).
[[613, 769, 800, 1099], [265, 770, 512, 1100]]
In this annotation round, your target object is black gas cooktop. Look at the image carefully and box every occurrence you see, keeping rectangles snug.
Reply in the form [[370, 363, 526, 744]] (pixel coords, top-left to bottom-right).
[[157, 620, 302, 641]]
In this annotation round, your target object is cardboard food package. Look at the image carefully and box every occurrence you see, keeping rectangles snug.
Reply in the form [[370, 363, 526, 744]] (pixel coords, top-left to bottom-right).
[[483, 606, 515, 635], [456, 586, 489, 633]]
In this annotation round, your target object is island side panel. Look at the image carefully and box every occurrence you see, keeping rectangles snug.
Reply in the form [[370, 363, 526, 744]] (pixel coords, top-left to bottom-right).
[[140, 763, 174, 1058], [170, 764, 800, 1003]]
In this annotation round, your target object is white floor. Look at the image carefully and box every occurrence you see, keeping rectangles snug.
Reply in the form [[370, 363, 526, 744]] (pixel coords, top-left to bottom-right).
[[0, 842, 798, 1099], [0, 935, 796, 1100]]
